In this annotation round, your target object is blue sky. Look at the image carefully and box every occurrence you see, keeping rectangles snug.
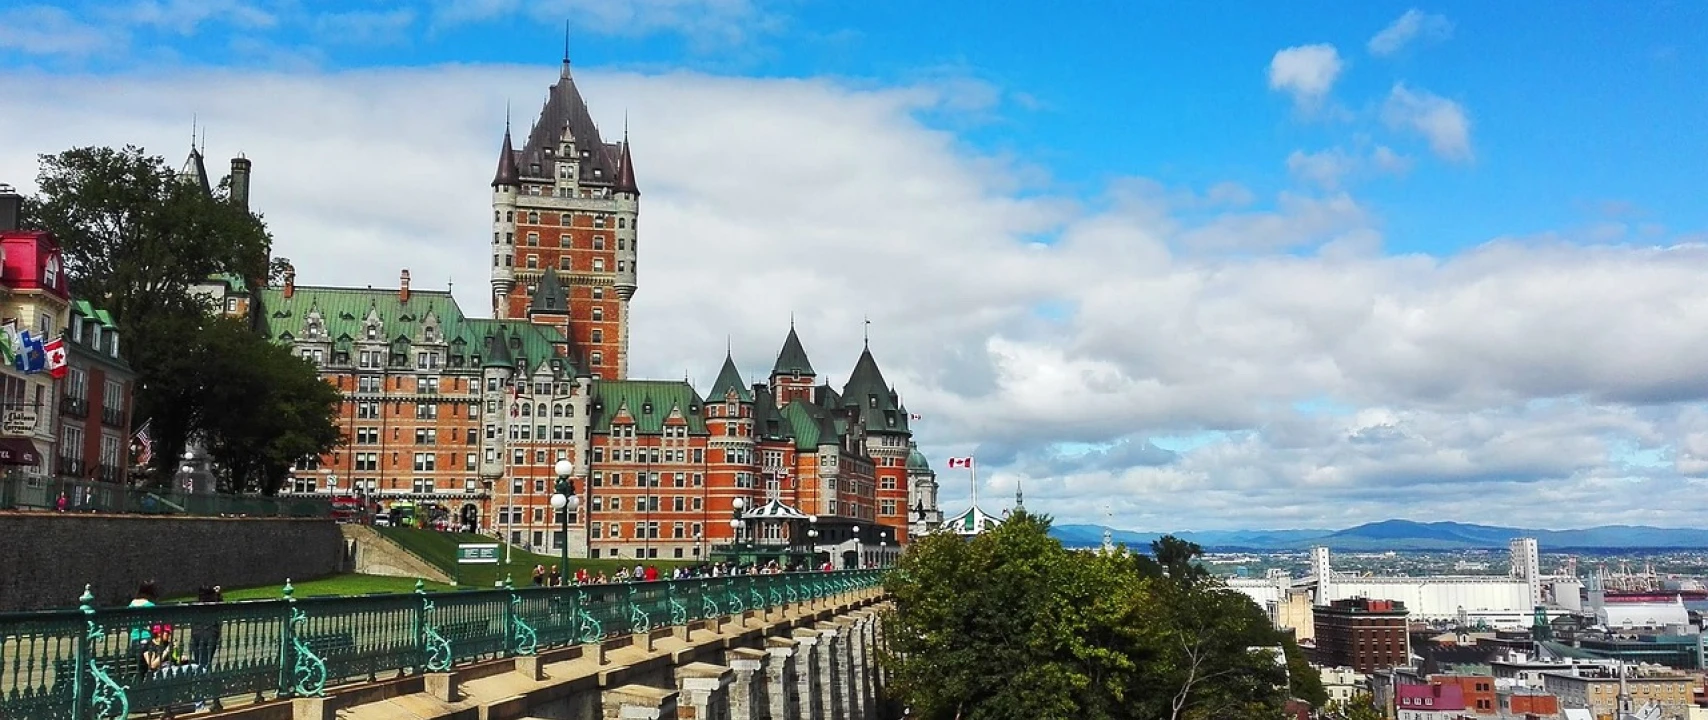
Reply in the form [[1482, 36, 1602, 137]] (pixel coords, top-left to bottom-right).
[[7, 1, 1708, 530], [9, 1, 1705, 253]]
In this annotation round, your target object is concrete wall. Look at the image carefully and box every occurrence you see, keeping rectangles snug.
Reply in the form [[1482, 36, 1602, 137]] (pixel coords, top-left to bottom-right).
[[1, 512, 347, 611], [341, 524, 452, 584]]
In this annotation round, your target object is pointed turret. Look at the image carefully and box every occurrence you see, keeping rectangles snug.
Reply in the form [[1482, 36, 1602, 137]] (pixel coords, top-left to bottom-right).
[[492, 129, 520, 187], [180, 146, 211, 197], [529, 268, 568, 315], [708, 353, 752, 403], [772, 326, 814, 377], [615, 136, 639, 195], [483, 329, 515, 368], [843, 346, 908, 433]]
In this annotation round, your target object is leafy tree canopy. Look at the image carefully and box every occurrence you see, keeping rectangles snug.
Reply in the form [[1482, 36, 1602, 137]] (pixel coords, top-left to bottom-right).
[[885, 512, 1321, 720], [23, 145, 338, 493]]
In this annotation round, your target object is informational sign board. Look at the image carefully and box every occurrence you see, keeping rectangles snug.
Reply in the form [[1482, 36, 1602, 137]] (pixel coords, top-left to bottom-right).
[[2, 409, 37, 435], [456, 543, 501, 565]]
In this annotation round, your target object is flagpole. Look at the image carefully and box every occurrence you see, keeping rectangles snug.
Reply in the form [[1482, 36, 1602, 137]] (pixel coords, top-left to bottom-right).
[[970, 461, 977, 509]]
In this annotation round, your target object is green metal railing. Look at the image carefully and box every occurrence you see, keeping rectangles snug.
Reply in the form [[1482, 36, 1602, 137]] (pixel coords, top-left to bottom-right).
[[0, 570, 881, 719], [0, 473, 333, 519]]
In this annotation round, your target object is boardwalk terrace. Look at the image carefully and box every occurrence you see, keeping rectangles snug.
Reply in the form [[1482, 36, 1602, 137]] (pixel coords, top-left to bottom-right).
[[0, 570, 886, 720]]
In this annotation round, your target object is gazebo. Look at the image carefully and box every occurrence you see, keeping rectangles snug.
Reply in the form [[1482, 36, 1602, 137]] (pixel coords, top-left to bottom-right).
[[710, 498, 821, 567], [939, 505, 1003, 537]]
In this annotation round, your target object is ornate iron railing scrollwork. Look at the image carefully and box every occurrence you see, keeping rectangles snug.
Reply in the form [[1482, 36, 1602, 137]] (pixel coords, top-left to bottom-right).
[[666, 582, 688, 626], [79, 585, 129, 720], [700, 583, 721, 619], [416, 580, 453, 672], [506, 578, 538, 656], [283, 580, 328, 696], [626, 584, 652, 633], [574, 588, 603, 643], [725, 577, 744, 615]]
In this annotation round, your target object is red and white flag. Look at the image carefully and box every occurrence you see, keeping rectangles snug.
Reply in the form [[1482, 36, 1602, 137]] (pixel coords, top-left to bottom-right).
[[43, 338, 68, 379], [909, 413, 922, 420], [946, 457, 974, 469]]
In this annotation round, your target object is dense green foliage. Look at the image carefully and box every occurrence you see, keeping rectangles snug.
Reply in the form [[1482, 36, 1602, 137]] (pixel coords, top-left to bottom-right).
[[884, 510, 1323, 720], [24, 146, 337, 493]]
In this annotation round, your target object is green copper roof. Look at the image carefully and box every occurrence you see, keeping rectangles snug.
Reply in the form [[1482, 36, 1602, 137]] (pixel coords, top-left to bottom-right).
[[590, 379, 709, 436], [210, 272, 250, 295], [257, 286, 570, 373], [772, 326, 814, 376], [707, 353, 752, 403], [71, 300, 118, 329], [907, 442, 931, 471]]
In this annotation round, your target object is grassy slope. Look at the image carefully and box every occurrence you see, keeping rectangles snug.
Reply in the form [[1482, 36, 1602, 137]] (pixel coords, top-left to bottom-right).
[[372, 526, 692, 587]]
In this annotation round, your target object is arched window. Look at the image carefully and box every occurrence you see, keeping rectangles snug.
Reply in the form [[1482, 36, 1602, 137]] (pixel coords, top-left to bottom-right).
[[536, 403, 547, 416]]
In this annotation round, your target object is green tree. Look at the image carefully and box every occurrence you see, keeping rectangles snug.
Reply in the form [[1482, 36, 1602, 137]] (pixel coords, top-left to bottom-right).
[[23, 146, 339, 491], [885, 513, 1301, 720], [195, 319, 344, 494], [1322, 693, 1383, 720]]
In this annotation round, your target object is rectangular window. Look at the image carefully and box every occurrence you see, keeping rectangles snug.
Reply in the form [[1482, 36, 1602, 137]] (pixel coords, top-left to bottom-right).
[[412, 453, 436, 471]]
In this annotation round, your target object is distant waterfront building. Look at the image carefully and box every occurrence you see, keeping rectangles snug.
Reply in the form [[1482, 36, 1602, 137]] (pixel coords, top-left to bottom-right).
[[1313, 597, 1411, 673]]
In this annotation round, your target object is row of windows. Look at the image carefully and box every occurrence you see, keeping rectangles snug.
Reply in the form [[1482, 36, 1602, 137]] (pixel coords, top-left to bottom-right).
[[496, 253, 633, 274], [498, 209, 631, 230]]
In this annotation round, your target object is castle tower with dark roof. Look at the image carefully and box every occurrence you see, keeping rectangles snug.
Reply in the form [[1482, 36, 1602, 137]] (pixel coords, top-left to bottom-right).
[[490, 60, 638, 380]]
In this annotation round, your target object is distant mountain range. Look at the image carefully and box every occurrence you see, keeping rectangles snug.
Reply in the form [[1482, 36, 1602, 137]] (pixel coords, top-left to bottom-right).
[[1049, 519, 1708, 551]]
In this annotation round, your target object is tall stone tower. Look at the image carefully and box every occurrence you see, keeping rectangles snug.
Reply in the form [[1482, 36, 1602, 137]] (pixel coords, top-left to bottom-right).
[[489, 56, 638, 379]]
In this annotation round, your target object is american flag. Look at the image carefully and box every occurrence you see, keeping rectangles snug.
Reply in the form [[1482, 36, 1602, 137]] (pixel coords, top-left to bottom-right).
[[132, 419, 154, 466]]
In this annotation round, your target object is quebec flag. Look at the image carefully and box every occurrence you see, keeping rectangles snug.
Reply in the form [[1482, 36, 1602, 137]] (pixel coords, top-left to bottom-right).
[[15, 330, 45, 374]]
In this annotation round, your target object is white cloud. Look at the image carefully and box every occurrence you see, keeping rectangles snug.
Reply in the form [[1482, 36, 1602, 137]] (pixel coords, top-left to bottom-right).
[[114, 0, 277, 34], [2, 65, 1704, 531], [1267, 44, 1343, 110], [1287, 146, 1413, 188], [1383, 83, 1473, 162], [0, 5, 116, 56], [1368, 9, 1454, 56]]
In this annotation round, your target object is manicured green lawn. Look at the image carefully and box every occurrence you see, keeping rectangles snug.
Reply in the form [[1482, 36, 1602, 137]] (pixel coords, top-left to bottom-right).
[[374, 526, 693, 588], [172, 574, 457, 601]]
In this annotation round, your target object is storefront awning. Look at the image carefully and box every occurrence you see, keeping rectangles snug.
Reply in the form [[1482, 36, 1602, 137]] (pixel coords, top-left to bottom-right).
[[0, 438, 40, 466]]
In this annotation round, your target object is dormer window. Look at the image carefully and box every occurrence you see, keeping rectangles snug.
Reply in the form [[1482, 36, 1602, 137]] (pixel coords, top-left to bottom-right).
[[869, 395, 878, 408], [642, 402, 653, 415], [367, 326, 378, 340]]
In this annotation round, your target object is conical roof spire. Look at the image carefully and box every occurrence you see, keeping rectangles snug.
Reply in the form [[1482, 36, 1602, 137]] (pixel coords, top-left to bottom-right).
[[492, 120, 520, 187], [772, 325, 814, 376], [708, 352, 752, 403], [615, 129, 639, 195]]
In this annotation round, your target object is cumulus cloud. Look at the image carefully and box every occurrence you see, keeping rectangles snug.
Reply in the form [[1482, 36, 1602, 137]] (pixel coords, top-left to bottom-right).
[[2, 65, 1704, 531], [1267, 44, 1343, 110], [1368, 9, 1454, 56], [0, 5, 116, 55], [1383, 83, 1473, 161]]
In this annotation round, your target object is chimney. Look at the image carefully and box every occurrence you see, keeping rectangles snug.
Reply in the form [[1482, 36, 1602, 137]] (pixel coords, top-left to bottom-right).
[[0, 184, 20, 232], [229, 156, 252, 210], [399, 269, 411, 303], [282, 264, 296, 299]]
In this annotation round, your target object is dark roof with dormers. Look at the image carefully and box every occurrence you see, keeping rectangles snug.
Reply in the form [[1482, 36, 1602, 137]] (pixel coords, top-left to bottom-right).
[[529, 269, 569, 315], [514, 68, 623, 186], [492, 129, 520, 187], [482, 328, 515, 369], [707, 353, 752, 403], [772, 326, 815, 376], [842, 347, 909, 434]]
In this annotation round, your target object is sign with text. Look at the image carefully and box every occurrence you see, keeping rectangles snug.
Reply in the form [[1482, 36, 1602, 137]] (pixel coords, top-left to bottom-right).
[[2, 409, 37, 435], [456, 543, 501, 565]]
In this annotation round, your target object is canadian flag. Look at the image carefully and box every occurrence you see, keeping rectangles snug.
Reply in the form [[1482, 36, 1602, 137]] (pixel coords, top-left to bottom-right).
[[43, 338, 68, 379], [946, 457, 974, 469], [909, 413, 921, 420]]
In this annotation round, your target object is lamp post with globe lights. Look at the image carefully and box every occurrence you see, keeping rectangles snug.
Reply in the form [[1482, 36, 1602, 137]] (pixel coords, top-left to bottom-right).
[[549, 459, 580, 582], [806, 515, 820, 569]]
